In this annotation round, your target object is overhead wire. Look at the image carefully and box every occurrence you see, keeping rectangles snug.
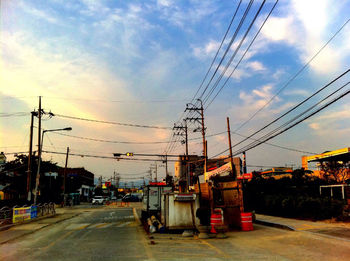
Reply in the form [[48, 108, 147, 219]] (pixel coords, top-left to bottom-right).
[[54, 113, 172, 130], [202, 0, 267, 104], [211, 78, 350, 158], [229, 88, 350, 157], [204, 0, 278, 108], [51, 132, 173, 144], [163, 0, 248, 155], [212, 69, 350, 157], [232, 17, 350, 132], [191, 0, 243, 102]]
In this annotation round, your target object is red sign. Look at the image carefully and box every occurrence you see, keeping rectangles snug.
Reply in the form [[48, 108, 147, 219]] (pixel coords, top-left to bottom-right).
[[237, 173, 253, 180], [149, 182, 166, 186]]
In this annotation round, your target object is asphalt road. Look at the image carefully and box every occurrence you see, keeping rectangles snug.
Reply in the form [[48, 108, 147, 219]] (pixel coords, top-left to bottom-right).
[[0, 206, 149, 261], [1, 206, 350, 260]]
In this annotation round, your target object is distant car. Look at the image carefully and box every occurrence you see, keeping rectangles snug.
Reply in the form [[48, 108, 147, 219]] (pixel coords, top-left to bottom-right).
[[92, 196, 104, 205], [111, 196, 117, 201], [122, 194, 140, 202]]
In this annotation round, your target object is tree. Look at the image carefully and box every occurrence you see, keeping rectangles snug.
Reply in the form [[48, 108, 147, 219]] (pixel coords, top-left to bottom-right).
[[320, 160, 350, 183]]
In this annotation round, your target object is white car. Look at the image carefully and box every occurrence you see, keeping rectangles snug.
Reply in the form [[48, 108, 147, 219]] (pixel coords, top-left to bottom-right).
[[92, 196, 104, 205]]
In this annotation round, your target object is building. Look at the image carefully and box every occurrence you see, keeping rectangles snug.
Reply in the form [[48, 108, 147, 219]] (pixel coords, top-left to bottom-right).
[[58, 167, 95, 202], [260, 167, 293, 179], [302, 147, 350, 183]]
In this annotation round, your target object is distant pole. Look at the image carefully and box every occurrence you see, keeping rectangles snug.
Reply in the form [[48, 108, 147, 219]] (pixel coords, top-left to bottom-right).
[[63, 147, 69, 195], [165, 155, 168, 181], [227, 117, 236, 179], [242, 151, 247, 174], [155, 162, 158, 182], [26, 111, 35, 201]]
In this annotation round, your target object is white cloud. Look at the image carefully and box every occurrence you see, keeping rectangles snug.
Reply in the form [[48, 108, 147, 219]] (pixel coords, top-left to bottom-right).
[[261, 16, 297, 45], [19, 2, 59, 24], [246, 61, 266, 72], [259, 0, 349, 75], [272, 68, 286, 80], [157, 0, 217, 28], [308, 123, 320, 130], [284, 89, 310, 97]]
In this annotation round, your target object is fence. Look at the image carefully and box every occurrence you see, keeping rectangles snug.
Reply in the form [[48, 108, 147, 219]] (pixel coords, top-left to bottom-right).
[[0, 202, 55, 226]]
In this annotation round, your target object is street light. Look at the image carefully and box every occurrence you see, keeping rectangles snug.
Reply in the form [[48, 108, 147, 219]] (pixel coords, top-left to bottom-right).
[[33, 127, 72, 205]]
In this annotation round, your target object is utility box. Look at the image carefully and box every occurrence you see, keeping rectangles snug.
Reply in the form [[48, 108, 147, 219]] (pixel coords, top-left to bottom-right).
[[161, 193, 200, 230], [142, 185, 172, 219]]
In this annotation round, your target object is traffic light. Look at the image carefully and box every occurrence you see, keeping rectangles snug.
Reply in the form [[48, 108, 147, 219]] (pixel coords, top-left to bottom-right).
[[126, 152, 134, 156]]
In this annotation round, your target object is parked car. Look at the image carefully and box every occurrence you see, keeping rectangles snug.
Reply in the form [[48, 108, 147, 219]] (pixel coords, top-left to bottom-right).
[[92, 196, 104, 205], [122, 194, 140, 202]]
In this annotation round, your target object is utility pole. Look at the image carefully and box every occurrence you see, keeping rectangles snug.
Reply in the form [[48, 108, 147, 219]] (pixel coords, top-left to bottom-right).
[[150, 163, 158, 182], [33, 97, 42, 205], [26, 111, 36, 202], [227, 117, 236, 179], [154, 163, 157, 182], [242, 151, 247, 174], [173, 121, 189, 188], [185, 98, 206, 173], [63, 147, 69, 200]]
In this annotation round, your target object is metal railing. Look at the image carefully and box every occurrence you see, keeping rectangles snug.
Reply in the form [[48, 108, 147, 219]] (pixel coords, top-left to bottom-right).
[[0, 202, 56, 226]]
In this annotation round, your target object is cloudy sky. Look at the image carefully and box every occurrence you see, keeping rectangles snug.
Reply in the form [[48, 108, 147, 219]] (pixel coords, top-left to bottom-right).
[[1, 0, 350, 183]]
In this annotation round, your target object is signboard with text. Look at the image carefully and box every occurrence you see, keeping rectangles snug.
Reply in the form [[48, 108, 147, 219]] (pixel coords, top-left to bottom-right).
[[13, 207, 31, 223], [205, 162, 232, 181]]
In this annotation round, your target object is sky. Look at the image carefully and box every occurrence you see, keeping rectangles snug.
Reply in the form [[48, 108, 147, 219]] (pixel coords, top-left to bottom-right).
[[1, 0, 350, 185]]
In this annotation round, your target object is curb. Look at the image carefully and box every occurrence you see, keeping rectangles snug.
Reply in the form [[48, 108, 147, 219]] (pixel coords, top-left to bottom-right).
[[0, 212, 81, 245], [133, 207, 142, 225], [0, 213, 57, 232], [254, 219, 295, 231]]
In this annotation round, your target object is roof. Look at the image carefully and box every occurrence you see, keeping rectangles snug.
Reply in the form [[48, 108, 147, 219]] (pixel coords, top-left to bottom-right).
[[305, 147, 350, 163]]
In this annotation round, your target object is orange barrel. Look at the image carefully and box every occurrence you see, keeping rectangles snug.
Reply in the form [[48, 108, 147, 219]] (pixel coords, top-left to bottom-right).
[[240, 212, 253, 231], [210, 208, 223, 233]]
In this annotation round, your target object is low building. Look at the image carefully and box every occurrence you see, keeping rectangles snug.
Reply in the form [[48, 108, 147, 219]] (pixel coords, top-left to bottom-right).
[[260, 167, 293, 179], [58, 167, 95, 202], [302, 147, 350, 183]]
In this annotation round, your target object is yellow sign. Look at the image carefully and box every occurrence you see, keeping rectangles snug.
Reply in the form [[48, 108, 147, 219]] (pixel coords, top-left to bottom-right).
[[13, 207, 31, 223]]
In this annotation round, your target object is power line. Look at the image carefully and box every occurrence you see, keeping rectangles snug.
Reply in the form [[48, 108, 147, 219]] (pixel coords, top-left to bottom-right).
[[163, 1, 250, 155], [204, 0, 278, 109], [0, 112, 29, 117], [212, 84, 350, 158], [202, 0, 267, 105], [230, 130, 316, 154], [231, 88, 350, 157], [53, 113, 172, 130], [190, 0, 243, 103], [42, 96, 187, 103], [233, 16, 350, 132], [51, 132, 172, 144], [42, 150, 179, 162], [198, 0, 255, 102], [216, 69, 350, 157]]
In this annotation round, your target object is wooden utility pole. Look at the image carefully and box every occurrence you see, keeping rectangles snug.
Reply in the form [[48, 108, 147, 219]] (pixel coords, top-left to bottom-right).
[[26, 111, 35, 201], [63, 147, 69, 195], [199, 100, 206, 160], [242, 151, 247, 174], [227, 117, 236, 179], [33, 97, 42, 205]]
